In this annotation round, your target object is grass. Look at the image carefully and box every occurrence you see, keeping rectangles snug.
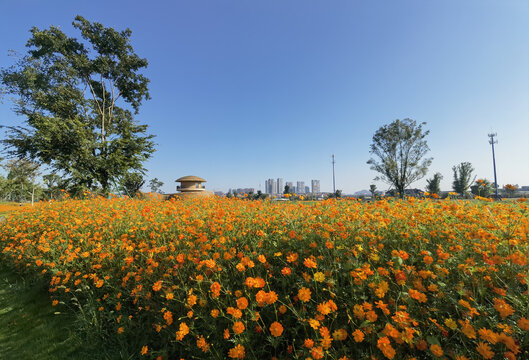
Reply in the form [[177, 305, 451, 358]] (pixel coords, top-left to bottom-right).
[[0, 266, 130, 359]]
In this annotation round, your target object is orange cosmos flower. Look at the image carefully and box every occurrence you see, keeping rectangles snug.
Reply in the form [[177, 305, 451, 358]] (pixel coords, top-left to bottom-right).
[[430, 344, 443, 357], [303, 257, 317, 269], [298, 287, 311, 302], [196, 335, 210, 352], [352, 329, 365, 342], [493, 298, 515, 319], [281, 267, 291, 276], [163, 310, 173, 325], [141, 346, 148, 355], [233, 321, 245, 334], [333, 328, 348, 341], [476, 342, 494, 359], [518, 317, 529, 331], [228, 344, 245, 359], [303, 338, 314, 348], [377, 337, 396, 359], [210, 281, 221, 298], [269, 321, 283, 337], [236, 297, 248, 310], [176, 322, 189, 341], [152, 280, 162, 292]]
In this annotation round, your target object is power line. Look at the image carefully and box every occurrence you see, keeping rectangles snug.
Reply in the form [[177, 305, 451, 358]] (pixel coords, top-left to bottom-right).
[[488, 133, 498, 198]]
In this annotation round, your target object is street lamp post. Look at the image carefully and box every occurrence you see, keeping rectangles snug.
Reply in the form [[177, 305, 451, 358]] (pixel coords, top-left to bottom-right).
[[488, 133, 498, 198]]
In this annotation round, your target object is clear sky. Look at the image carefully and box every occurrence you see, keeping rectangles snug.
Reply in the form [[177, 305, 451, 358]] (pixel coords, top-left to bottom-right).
[[1, 0, 528, 194]]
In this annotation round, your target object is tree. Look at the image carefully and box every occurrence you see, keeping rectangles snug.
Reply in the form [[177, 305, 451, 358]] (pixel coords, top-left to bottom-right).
[[1, 16, 155, 195], [149, 178, 164, 193], [452, 162, 475, 196], [120, 172, 144, 197], [471, 178, 494, 198], [369, 184, 377, 200], [283, 185, 290, 194], [42, 173, 65, 200], [367, 119, 432, 199], [3, 159, 42, 203], [426, 172, 443, 195]]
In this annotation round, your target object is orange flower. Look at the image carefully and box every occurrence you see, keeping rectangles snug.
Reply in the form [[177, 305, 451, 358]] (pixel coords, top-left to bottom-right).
[[518, 317, 529, 331], [303, 338, 314, 348], [493, 298, 515, 319], [303, 257, 317, 268], [377, 337, 396, 359], [352, 329, 365, 342], [233, 321, 245, 335], [196, 335, 210, 352], [236, 297, 248, 310], [211, 309, 219, 318], [163, 310, 173, 325], [176, 322, 189, 341], [298, 287, 311, 302], [269, 321, 283, 337], [228, 344, 245, 359], [476, 342, 494, 359], [332, 328, 348, 341], [152, 280, 162, 292], [141, 345, 148, 355], [281, 267, 291, 276], [210, 281, 221, 298], [430, 344, 443, 357]]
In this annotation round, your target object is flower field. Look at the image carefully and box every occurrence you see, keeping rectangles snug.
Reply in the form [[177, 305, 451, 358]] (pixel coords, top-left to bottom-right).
[[0, 197, 528, 360]]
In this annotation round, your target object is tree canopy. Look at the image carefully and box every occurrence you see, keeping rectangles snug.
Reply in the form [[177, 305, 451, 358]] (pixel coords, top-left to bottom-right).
[[367, 118, 432, 198], [452, 162, 475, 196], [426, 172, 443, 195], [1, 16, 155, 194]]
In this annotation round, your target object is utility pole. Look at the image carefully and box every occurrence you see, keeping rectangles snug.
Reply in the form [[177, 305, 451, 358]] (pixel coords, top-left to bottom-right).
[[488, 133, 498, 198], [331, 154, 336, 193]]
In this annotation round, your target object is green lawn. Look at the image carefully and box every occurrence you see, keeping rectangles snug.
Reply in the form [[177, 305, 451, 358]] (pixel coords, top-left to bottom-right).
[[0, 267, 128, 360]]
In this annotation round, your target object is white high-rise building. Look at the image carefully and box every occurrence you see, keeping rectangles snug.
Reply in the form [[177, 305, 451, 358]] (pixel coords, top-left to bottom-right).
[[297, 181, 305, 194], [311, 180, 320, 194], [265, 178, 277, 194], [277, 178, 284, 195]]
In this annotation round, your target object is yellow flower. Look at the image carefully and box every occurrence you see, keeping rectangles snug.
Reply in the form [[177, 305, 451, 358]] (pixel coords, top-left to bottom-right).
[[314, 272, 325, 282], [444, 318, 457, 330]]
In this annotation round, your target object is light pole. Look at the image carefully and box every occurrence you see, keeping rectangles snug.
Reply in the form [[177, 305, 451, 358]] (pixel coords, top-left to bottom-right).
[[331, 154, 336, 194], [488, 133, 498, 198]]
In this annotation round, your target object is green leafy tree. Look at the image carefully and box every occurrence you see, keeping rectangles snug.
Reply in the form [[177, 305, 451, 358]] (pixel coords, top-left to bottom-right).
[[471, 179, 494, 198], [0, 16, 155, 195], [120, 172, 144, 197], [148, 177, 164, 193], [283, 185, 290, 194], [367, 119, 432, 198], [369, 184, 377, 199], [426, 172, 443, 195], [42, 173, 64, 200], [452, 162, 475, 196], [4, 159, 42, 203]]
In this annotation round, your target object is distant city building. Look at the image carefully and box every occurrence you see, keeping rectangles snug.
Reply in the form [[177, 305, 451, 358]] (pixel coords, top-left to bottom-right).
[[305, 186, 310, 194], [297, 181, 305, 194], [265, 178, 277, 194], [232, 188, 255, 195], [277, 178, 284, 195], [311, 180, 320, 194]]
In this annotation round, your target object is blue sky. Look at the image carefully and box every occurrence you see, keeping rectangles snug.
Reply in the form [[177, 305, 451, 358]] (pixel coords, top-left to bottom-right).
[[1, 0, 528, 194]]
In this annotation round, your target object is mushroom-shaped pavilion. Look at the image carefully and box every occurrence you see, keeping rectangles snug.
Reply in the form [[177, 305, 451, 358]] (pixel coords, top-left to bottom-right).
[[173, 175, 213, 199]]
